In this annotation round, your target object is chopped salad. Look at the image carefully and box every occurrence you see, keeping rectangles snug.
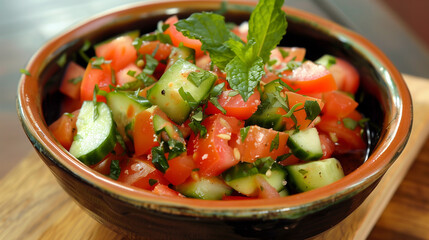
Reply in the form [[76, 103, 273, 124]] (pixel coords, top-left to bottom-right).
[[48, 0, 368, 200]]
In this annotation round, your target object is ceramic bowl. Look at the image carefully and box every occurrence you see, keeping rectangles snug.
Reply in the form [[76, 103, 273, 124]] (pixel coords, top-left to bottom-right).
[[17, 0, 412, 239]]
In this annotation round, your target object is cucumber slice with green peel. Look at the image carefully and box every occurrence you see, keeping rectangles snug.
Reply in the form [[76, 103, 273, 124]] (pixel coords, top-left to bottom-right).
[[69, 101, 116, 165], [106, 91, 151, 143], [287, 128, 323, 160], [152, 114, 183, 142], [175, 177, 232, 200], [147, 58, 217, 124], [223, 159, 288, 196], [246, 80, 287, 131], [285, 158, 345, 192]]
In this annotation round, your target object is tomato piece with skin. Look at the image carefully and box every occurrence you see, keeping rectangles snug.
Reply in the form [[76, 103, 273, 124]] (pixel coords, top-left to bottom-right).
[[322, 91, 358, 119], [205, 90, 261, 120], [329, 58, 360, 94], [133, 109, 160, 156], [90, 144, 126, 175], [117, 157, 169, 190], [59, 61, 85, 100], [138, 41, 173, 62], [164, 16, 204, 57], [115, 63, 142, 87], [80, 59, 113, 102], [48, 110, 79, 150], [319, 133, 335, 159], [95, 35, 137, 72], [281, 61, 337, 94], [316, 113, 366, 153], [231, 125, 289, 163], [282, 91, 324, 130], [152, 183, 184, 198], [164, 155, 195, 185], [192, 114, 244, 177]]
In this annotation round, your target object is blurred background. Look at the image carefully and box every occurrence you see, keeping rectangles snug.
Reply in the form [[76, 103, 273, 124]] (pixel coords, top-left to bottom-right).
[[1, 0, 428, 177]]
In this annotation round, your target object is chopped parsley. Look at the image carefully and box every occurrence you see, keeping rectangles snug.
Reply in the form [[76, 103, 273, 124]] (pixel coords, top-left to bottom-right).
[[20, 68, 31, 76]]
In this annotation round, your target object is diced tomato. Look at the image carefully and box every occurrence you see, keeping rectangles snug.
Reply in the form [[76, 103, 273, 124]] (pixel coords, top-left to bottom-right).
[[80, 59, 113, 102], [164, 16, 204, 57], [281, 61, 337, 94], [322, 91, 358, 119], [191, 114, 243, 177], [255, 175, 280, 199], [152, 183, 184, 198], [231, 125, 289, 163], [270, 47, 306, 67], [95, 36, 137, 72], [329, 58, 360, 94], [48, 110, 79, 150], [205, 90, 261, 120], [116, 63, 142, 87], [319, 133, 335, 159], [164, 155, 195, 185], [316, 114, 366, 153], [59, 61, 85, 100], [117, 157, 169, 190], [138, 41, 173, 62], [133, 109, 160, 156], [282, 91, 324, 130]]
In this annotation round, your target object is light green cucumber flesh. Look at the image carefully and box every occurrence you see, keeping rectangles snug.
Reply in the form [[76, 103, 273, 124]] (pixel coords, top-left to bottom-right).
[[147, 58, 216, 124], [176, 177, 232, 200], [285, 157, 345, 192]]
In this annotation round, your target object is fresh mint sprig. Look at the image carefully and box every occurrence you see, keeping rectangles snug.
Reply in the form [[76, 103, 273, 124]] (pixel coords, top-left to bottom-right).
[[175, 0, 287, 101]]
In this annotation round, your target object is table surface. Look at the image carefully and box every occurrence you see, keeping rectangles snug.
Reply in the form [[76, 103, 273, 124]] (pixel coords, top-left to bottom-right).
[[2, 1, 429, 239]]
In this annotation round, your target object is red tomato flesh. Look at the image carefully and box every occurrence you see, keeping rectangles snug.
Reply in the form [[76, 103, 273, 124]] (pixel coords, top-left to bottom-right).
[[205, 90, 261, 120], [164, 16, 204, 57], [191, 114, 243, 177], [95, 36, 137, 72], [80, 59, 113, 102], [59, 61, 85, 100], [231, 125, 289, 163]]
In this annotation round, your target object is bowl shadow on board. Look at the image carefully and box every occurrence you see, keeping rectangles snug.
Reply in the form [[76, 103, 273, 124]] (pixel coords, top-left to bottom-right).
[[34, 3, 393, 240]]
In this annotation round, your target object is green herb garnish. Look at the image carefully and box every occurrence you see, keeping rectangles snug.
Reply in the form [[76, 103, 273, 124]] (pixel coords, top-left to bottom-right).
[[108, 160, 121, 180]]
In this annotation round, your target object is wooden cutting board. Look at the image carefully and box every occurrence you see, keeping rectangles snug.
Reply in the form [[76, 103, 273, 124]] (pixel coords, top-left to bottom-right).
[[1, 74, 428, 240]]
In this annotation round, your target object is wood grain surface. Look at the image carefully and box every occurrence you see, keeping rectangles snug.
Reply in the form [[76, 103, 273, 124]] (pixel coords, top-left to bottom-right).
[[1, 74, 428, 240]]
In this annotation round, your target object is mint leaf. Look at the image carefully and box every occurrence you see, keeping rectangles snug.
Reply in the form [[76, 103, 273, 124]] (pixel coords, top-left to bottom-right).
[[304, 100, 321, 121], [248, 0, 287, 63], [108, 160, 121, 180], [175, 12, 236, 69], [225, 56, 264, 101], [151, 146, 169, 173]]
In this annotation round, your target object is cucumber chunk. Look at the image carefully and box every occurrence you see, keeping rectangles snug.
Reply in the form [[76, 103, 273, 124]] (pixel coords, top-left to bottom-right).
[[147, 58, 216, 124], [106, 91, 151, 143], [285, 158, 344, 192], [223, 159, 288, 196], [69, 101, 116, 165], [176, 177, 232, 200], [287, 128, 323, 160], [166, 45, 195, 69]]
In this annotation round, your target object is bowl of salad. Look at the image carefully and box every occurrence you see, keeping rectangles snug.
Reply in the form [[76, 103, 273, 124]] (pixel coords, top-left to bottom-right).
[[17, 0, 412, 239]]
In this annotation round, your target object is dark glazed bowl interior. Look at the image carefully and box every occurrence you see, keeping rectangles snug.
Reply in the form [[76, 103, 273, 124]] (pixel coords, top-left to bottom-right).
[[17, 0, 412, 239]]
